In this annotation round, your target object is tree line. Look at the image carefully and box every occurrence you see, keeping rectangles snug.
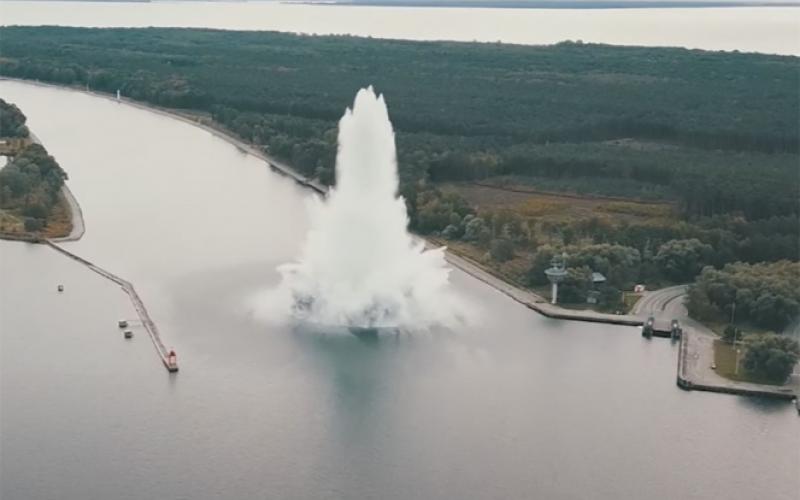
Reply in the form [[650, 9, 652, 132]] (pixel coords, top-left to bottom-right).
[[0, 26, 797, 223]]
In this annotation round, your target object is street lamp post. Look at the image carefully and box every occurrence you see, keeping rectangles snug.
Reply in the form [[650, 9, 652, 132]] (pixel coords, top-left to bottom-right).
[[730, 296, 740, 374]]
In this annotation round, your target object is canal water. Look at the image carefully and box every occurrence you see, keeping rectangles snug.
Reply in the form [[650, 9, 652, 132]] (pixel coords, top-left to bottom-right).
[[0, 81, 797, 500], [0, 1, 799, 55]]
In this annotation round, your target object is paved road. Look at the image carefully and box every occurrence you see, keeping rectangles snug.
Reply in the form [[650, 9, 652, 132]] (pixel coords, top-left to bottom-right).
[[631, 284, 688, 317]]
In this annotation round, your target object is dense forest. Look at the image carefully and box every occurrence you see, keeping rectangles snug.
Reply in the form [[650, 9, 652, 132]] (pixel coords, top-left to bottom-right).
[[0, 26, 797, 324], [0, 27, 797, 216]]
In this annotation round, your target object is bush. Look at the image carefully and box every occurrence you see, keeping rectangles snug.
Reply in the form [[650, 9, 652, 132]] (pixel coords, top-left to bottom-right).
[[742, 334, 800, 383], [526, 245, 557, 286], [441, 224, 460, 240], [489, 238, 514, 262], [654, 238, 713, 282], [598, 285, 622, 306], [722, 324, 741, 343], [23, 217, 43, 232], [558, 266, 593, 303], [23, 203, 48, 219]]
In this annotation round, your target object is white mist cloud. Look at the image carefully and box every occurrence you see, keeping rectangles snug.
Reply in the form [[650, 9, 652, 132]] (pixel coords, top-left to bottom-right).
[[266, 87, 467, 330]]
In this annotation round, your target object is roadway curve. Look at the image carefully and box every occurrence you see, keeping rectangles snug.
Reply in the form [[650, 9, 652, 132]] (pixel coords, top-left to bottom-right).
[[632, 284, 688, 318]]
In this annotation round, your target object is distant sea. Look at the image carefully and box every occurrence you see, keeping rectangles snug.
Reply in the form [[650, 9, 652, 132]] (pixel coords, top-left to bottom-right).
[[0, 1, 798, 55], [292, 0, 800, 8]]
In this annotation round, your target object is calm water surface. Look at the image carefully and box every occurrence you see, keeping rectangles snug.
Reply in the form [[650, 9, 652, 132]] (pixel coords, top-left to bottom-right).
[[0, 81, 798, 500], [0, 1, 799, 54]]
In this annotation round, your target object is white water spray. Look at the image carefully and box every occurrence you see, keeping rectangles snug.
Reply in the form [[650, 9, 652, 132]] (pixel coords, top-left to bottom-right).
[[271, 87, 462, 329]]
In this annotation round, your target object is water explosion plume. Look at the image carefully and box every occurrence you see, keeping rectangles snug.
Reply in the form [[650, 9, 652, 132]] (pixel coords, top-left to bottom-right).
[[273, 87, 461, 329]]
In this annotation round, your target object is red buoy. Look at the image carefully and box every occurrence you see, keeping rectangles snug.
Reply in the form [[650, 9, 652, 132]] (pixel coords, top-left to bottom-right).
[[167, 350, 178, 372]]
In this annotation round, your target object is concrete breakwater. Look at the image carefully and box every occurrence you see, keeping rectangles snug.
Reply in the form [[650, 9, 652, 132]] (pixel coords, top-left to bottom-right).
[[677, 330, 797, 401], [44, 240, 178, 373]]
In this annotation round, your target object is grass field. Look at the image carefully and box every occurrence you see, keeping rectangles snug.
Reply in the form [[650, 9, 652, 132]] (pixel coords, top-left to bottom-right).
[[0, 210, 23, 233], [447, 181, 676, 228], [713, 340, 783, 386], [0, 193, 72, 239]]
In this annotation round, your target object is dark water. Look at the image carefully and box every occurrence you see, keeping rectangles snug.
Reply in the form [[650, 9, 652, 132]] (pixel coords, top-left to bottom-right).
[[1, 81, 798, 500]]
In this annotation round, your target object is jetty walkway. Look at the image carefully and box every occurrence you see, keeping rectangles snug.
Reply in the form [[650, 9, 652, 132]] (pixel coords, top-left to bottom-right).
[[44, 240, 178, 373]]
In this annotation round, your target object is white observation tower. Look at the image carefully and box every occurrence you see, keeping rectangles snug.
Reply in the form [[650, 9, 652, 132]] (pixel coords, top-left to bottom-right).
[[544, 253, 568, 305]]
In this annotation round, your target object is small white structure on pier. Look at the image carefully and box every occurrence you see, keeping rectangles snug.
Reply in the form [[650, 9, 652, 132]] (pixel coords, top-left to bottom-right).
[[116, 89, 121, 102], [544, 253, 568, 305]]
